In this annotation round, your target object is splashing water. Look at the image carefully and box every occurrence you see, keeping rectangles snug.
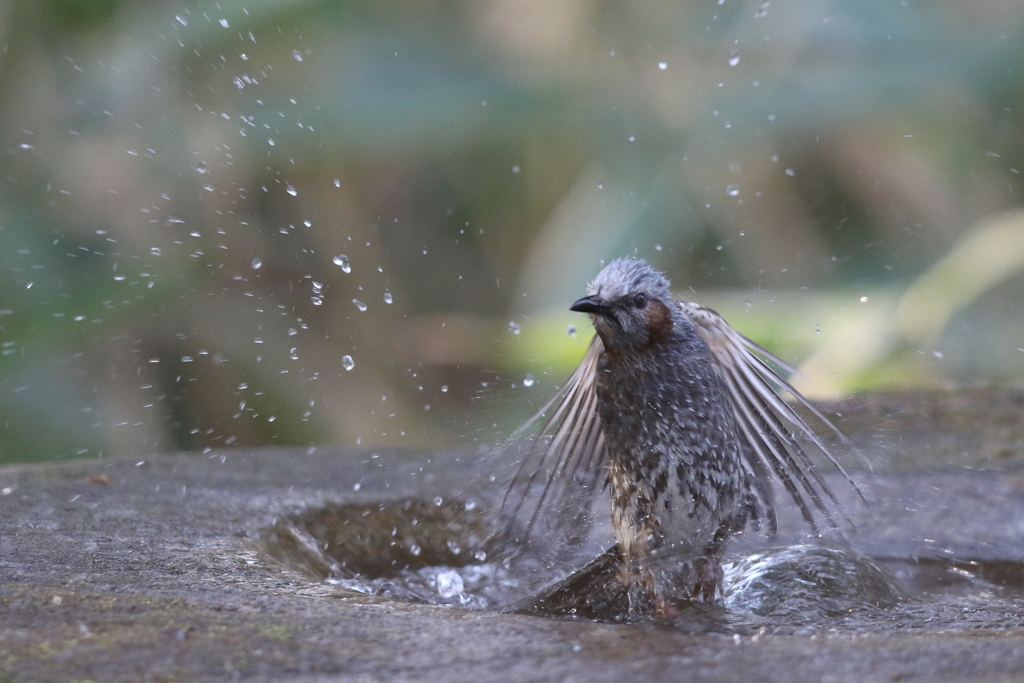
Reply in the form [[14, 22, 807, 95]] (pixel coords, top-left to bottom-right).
[[333, 255, 351, 273]]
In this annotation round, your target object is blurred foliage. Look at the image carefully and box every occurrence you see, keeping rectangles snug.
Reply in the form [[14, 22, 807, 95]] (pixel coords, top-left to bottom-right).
[[0, 0, 1023, 464]]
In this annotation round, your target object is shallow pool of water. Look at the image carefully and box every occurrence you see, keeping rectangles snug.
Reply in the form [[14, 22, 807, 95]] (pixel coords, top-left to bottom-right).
[[263, 494, 1024, 634]]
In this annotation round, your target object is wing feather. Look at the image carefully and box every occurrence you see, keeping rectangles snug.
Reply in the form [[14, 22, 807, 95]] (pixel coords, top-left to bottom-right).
[[499, 336, 607, 546], [678, 301, 865, 533]]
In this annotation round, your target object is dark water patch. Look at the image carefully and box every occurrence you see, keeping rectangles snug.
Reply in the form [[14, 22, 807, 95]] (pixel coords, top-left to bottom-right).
[[882, 556, 1024, 596], [263, 498, 509, 608], [263, 498, 498, 575]]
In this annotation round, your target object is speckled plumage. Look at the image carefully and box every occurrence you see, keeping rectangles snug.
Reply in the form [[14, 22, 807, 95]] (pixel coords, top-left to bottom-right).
[[502, 257, 859, 617], [583, 259, 755, 611]]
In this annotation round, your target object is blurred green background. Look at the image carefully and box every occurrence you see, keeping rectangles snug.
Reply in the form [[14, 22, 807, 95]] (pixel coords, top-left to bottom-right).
[[1, 0, 1023, 464]]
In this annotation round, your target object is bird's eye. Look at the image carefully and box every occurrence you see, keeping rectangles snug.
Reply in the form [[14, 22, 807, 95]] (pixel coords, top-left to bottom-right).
[[632, 293, 648, 308]]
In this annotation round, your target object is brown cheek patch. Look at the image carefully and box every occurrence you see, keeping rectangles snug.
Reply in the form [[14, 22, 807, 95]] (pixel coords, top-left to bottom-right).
[[645, 300, 674, 344]]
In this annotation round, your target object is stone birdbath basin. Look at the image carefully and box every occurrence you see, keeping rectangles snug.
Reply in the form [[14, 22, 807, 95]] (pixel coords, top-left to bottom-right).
[[2, 388, 1024, 682]]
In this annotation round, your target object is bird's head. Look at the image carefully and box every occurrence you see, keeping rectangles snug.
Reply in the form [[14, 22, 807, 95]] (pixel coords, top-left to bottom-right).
[[570, 258, 676, 351]]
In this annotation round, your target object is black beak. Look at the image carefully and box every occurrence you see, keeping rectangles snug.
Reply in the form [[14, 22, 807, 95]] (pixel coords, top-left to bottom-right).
[[570, 296, 608, 314]]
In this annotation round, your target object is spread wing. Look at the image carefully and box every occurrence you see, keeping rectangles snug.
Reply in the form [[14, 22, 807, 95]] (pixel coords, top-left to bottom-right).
[[497, 336, 607, 548], [677, 300, 864, 536], [497, 301, 863, 551]]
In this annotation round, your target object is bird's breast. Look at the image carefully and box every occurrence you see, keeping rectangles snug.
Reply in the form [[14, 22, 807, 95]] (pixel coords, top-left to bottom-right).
[[594, 343, 743, 475]]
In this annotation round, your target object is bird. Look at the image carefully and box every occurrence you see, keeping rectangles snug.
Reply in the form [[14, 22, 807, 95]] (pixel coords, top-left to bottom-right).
[[499, 257, 860, 618]]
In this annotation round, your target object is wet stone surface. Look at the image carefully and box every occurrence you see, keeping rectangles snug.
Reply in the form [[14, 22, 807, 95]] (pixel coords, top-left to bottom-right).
[[3, 389, 1024, 681]]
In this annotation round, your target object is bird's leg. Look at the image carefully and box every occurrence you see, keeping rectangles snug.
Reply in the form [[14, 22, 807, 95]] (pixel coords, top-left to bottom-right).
[[609, 468, 663, 616], [691, 554, 721, 603], [619, 558, 658, 615], [614, 516, 659, 615], [691, 530, 731, 604]]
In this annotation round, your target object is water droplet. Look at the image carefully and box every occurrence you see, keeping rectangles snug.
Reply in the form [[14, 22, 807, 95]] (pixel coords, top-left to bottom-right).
[[474, 550, 487, 562], [218, 18, 229, 28], [433, 496, 444, 506], [311, 296, 323, 306], [292, 50, 303, 62], [523, 374, 535, 387], [267, 138, 275, 146], [250, 258, 262, 270], [446, 540, 461, 555], [333, 178, 341, 187], [176, 14, 188, 26], [333, 255, 351, 273], [440, 385, 448, 393], [150, 247, 162, 256], [409, 544, 422, 557], [859, 296, 869, 303], [512, 165, 520, 174], [655, 244, 663, 251], [352, 299, 367, 311], [728, 50, 741, 66], [658, 62, 668, 70], [383, 291, 393, 304], [726, 185, 740, 196], [341, 355, 355, 371], [785, 168, 796, 176], [508, 321, 521, 335], [285, 184, 297, 196]]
